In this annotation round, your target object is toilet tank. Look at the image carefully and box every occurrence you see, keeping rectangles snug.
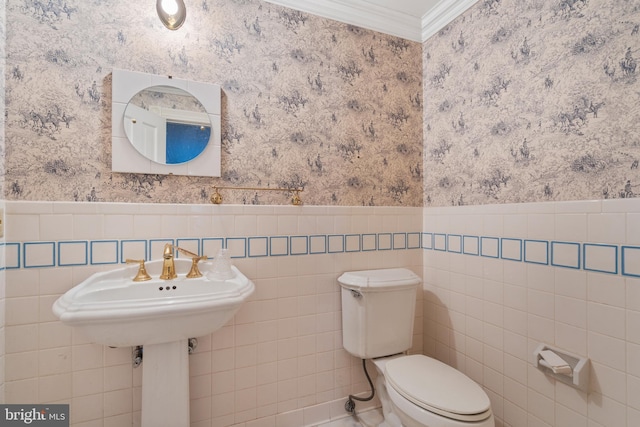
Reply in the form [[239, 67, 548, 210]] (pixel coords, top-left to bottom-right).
[[339, 268, 421, 359]]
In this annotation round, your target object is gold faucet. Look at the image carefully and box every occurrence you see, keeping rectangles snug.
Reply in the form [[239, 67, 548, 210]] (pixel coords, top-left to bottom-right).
[[126, 259, 152, 282], [186, 255, 208, 278], [160, 243, 178, 280], [159, 243, 208, 280]]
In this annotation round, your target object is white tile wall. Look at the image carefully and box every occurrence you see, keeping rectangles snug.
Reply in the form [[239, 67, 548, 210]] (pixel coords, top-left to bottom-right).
[[423, 198, 640, 427], [4, 197, 640, 426], [2, 201, 422, 426]]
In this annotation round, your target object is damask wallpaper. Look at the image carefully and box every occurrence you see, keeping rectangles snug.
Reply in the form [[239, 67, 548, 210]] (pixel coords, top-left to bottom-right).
[[4, 0, 422, 206], [423, 0, 640, 206]]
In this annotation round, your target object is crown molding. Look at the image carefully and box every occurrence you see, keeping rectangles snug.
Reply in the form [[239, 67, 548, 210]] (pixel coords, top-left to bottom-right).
[[263, 0, 479, 43], [263, 0, 423, 42], [421, 0, 479, 42]]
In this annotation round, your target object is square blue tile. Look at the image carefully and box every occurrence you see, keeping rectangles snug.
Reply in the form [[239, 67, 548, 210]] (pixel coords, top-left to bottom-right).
[[58, 241, 88, 266], [345, 234, 361, 252], [480, 237, 499, 258], [270, 236, 289, 256], [121, 240, 148, 263], [501, 238, 522, 261], [584, 243, 618, 274], [91, 240, 119, 265], [550, 241, 581, 269], [226, 237, 247, 258], [5, 242, 20, 269], [524, 240, 549, 265], [434, 233, 447, 251], [310, 235, 327, 254], [24, 242, 55, 268], [248, 237, 269, 257], [463, 235, 479, 256], [447, 234, 462, 253], [393, 233, 407, 250], [422, 233, 433, 250], [328, 235, 345, 253], [362, 234, 377, 251], [202, 238, 224, 258], [378, 233, 392, 251], [622, 246, 640, 277], [407, 232, 421, 249], [291, 236, 309, 255]]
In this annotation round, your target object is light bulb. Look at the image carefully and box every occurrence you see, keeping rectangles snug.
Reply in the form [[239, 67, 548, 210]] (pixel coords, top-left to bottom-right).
[[161, 0, 178, 15], [157, 0, 186, 30]]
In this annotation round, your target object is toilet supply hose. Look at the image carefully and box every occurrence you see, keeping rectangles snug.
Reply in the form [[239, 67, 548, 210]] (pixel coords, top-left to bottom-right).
[[345, 359, 375, 413]]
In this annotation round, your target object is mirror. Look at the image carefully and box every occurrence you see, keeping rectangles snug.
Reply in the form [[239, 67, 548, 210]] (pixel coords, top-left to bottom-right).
[[125, 86, 211, 165], [112, 69, 221, 177]]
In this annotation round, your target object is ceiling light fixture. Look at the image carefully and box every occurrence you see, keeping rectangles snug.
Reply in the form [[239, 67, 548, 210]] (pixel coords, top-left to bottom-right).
[[157, 0, 186, 30]]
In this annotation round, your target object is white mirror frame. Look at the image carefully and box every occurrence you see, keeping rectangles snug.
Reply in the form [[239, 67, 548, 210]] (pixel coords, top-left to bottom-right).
[[112, 69, 222, 177]]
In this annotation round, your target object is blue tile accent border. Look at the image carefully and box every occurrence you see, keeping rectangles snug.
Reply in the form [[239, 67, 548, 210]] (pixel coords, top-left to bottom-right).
[[202, 238, 224, 258], [480, 237, 500, 258], [270, 236, 289, 256], [622, 246, 640, 277], [463, 235, 480, 256], [524, 240, 549, 265], [328, 234, 345, 253], [24, 241, 56, 268], [393, 233, 407, 250], [58, 241, 89, 267], [422, 233, 433, 250], [226, 237, 248, 258], [7, 230, 634, 279], [0, 243, 5, 270], [248, 237, 269, 258], [120, 240, 151, 263], [378, 233, 392, 251], [407, 232, 421, 249], [362, 234, 377, 251], [345, 234, 361, 253], [290, 236, 309, 255], [550, 241, 581, 269], [501, 238, 523, 262], [583, 243, 618, 275], [310, 235, 327, 254], [447, 234, 462, 254], [434, 233, 447, 251], [90, 240, 119, 265], [6, 242, 20, 269]]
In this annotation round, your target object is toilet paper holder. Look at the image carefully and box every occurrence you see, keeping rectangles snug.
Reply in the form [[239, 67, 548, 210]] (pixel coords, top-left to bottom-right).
[[534, 343, 589, 392]]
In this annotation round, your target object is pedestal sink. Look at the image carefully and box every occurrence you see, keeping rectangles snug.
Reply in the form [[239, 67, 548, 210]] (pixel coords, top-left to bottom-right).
[[52, 258, 255, 427]]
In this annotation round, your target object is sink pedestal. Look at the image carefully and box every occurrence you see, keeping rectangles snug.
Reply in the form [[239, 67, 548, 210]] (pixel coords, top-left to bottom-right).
[[141, 340, 190, 427]]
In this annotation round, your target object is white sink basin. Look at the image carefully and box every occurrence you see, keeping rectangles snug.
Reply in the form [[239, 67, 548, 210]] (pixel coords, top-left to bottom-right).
[[52, 259, 254, 347]]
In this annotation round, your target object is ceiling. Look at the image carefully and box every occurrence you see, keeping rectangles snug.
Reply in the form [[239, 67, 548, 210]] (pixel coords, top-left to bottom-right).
[[263, 0, 479, 42]]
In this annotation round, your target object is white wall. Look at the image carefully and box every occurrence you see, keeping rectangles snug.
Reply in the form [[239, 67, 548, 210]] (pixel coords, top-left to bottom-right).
[[423, 198, 640, 427], [3, 201, 422, 426]]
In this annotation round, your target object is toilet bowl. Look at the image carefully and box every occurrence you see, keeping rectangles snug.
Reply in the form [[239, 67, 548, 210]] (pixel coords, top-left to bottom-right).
[[372, 355, 494, 427], [338, 268, 495, 427]]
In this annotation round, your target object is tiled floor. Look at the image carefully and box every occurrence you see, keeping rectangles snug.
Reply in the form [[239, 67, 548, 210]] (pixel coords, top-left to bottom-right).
[[317, 409, 384, 427]]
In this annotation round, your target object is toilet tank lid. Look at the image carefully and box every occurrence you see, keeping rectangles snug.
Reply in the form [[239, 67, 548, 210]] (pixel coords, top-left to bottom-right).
[[338, 268, 420, 290]]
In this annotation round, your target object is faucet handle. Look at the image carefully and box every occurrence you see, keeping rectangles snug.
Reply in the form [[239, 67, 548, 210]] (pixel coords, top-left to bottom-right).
[[187, 255, 208, 278], [125, 259, 152, 282]]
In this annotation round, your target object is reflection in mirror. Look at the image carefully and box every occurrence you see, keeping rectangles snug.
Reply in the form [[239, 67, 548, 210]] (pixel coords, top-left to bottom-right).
[[124, 86, 211, 165], [112, 68, 221, 177]]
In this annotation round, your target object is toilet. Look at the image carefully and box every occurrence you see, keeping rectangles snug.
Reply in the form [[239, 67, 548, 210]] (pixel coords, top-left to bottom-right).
[[339, 268, 495, 427]]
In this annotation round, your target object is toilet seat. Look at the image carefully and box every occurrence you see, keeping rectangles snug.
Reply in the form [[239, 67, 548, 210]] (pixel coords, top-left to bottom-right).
[[385, 354, 492, 422]]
